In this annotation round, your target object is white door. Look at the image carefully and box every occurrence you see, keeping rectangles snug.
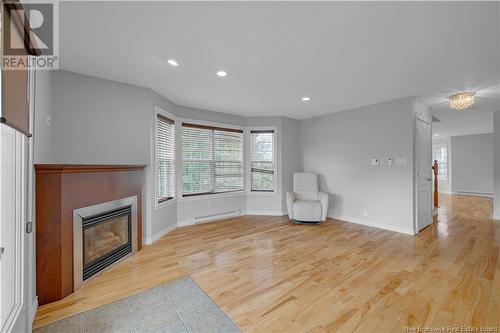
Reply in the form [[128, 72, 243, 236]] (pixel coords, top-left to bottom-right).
[[0, 125, 27, 333], [416, 119, 433, 231]]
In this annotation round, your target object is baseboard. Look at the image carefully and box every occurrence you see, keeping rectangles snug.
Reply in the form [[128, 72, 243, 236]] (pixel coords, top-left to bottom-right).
[[329, 214, 415, 235], [454, 191, 494, 198], [142, 223, 176, 245], [30, 296, 38, 324], [244, 210, 287, 216]]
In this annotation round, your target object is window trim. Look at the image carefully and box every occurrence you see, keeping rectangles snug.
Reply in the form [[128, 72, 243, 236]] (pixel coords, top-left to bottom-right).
[[247, 126, 278, 194], [179, 118, 246, 198], [432, 141, 449, 181], [154, 106, 177, 209]]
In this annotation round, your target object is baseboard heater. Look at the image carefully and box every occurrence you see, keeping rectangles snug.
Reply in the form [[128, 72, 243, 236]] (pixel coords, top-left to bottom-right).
[[194, 210, 241, 224], [456, 191, 494, 197]]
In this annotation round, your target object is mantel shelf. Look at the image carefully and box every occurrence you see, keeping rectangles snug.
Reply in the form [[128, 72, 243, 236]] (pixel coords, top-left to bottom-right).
[[34, 164, 146, 174]]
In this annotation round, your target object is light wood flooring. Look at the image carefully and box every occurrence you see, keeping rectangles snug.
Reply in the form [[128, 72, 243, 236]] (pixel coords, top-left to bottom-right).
[[34, 194, 499, 332]]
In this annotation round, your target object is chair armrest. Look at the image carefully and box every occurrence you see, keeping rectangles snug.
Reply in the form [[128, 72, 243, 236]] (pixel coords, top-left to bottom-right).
[[286, 192, 296, 219], [318, 191, 329, 221]]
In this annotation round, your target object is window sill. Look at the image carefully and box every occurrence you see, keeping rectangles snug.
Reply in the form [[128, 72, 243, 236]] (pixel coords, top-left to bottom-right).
[[247, 190, 280, 196], [178, 190, 246, 202], [155, 198, 177, 210]]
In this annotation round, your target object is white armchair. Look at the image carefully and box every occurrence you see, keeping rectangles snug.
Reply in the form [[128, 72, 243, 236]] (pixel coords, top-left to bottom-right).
[[287, 172, 329, 223]]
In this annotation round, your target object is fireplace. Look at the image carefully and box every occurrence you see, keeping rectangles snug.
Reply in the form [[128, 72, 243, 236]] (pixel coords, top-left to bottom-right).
[[73, 196, 138, 289]]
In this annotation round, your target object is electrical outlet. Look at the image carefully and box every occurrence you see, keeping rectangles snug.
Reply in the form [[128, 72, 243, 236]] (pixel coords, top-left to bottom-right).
[[387, 158, 393, 166]]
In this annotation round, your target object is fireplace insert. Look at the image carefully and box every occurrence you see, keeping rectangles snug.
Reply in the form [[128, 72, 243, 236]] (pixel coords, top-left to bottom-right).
[[73, 196, 137, 289], [82, 206, 132, 280]]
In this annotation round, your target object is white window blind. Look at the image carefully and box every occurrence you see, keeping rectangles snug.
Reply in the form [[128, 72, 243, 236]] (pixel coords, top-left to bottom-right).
[[432, 142, 448, 180], [182, 123, 243, 196], [250, 130, 275, 192], [156, 114, 175, 203]]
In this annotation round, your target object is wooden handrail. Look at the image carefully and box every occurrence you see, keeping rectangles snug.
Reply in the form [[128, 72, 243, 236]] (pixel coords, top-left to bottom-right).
[[432, 160, 439, 208]]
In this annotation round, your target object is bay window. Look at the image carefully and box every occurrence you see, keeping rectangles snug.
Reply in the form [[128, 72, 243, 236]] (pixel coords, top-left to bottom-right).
[[182, 123, 243, 196], [250, 130, 275, 192], [156, 114, 175, 203]]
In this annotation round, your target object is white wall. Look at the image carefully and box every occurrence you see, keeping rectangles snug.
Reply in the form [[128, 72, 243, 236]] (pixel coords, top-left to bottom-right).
[[494, 112, 500, 218], [450, 133, 494, 195], [432, 137, 452, 193], [300, 97, 415, 234]]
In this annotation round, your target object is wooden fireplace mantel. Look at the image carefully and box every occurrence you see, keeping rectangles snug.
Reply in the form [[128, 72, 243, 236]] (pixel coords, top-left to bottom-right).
[[35, 164, 145, 305], [34, 164, 146, 173]]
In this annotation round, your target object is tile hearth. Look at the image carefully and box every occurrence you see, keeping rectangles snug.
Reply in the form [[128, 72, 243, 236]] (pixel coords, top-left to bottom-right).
[[34, 277, 240, 333]]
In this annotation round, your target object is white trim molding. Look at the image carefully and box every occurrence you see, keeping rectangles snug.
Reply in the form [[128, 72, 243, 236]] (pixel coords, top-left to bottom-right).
[[329, 214, 415, 236], [142, 223, 177, 245], [30, 297, 38, 324], [244, 210, 287, 216]]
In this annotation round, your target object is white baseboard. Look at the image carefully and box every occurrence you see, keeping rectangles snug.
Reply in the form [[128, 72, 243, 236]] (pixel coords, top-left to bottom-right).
[[142, 223, 176, 245], [30, 296, 38, 324], [244, 210, 287, 216], [329, 214, 415, 235], [454, 191, 494, 198]]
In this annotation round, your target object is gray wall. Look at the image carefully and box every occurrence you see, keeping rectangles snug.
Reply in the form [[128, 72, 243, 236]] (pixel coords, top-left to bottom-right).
[[281, 117, 301, 209], [34, 71, 54, 163], [300, 97, 415, 234], [35, 71, 179, 243], [451, 133, 494, 195], [50, 71, 157, 164], [494, 112, 500, 218], [33, 71, 298, 242]]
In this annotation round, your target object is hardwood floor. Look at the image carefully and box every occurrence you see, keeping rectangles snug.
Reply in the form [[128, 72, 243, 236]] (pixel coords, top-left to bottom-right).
[[34, 194, 499, 332]]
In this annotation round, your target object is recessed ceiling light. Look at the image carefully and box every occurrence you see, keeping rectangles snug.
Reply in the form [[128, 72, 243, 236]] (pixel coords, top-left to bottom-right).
[[167, 59, 178, 66], [216, 71, 227, 77], [301, 96, 311, 102], [434, 134, 440, 137]]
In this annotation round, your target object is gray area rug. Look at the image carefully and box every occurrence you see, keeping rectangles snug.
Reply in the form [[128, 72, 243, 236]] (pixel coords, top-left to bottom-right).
[[34, 277, 241, 333]]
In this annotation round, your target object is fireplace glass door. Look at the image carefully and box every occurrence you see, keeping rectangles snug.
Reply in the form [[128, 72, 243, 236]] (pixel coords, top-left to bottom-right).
[[82, 206, 132, 280]]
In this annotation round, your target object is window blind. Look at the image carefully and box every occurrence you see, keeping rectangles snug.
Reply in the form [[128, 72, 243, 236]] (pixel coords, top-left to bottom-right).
[[156, 114, 175, 203], [182, 123, 243, 196], [250, 130, 274, 191]]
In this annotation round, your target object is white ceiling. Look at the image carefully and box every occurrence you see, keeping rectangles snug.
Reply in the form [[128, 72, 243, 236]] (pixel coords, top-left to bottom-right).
[[59, 2, 500, 119]]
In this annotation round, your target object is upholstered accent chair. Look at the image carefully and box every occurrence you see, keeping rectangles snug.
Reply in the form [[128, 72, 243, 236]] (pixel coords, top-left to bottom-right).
[[286, 172, 329, 224]]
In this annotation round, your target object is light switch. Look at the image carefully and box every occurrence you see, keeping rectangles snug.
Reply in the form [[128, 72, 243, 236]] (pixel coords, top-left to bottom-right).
[[371, 158, 379, 166]]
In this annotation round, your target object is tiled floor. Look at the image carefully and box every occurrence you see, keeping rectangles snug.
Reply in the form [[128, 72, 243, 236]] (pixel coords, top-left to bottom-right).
[[34, 277, 240, 333]]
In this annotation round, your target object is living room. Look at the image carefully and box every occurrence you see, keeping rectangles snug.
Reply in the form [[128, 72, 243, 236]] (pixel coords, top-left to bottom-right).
[[1, 2, 499, 333]]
